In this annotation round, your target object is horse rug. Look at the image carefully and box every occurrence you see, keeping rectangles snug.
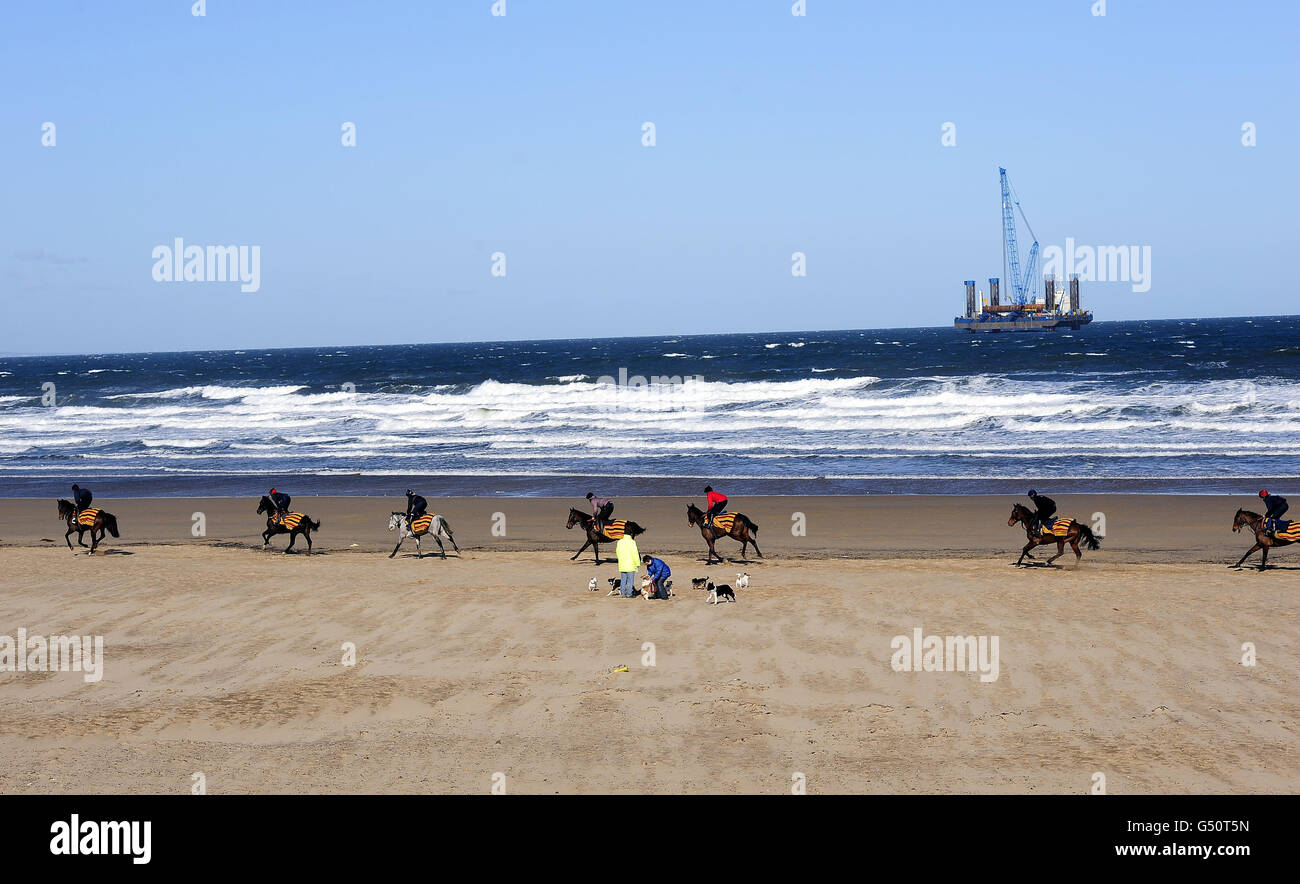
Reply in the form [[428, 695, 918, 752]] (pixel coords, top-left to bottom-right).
[[1271, 520, 1300, 541], [76, 508, 102, 527], [707, 513, 738, 533], [409, 514, 435, 534], [1041, 517, 1074, 537], [598, 520, 631, 540], [276, 512, 307, 530]]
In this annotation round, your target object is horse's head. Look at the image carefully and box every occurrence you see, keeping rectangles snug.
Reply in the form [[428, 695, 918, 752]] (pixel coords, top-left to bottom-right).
[[256, 495, 272, 515], [57, 498, 74, 520], [1233, 508, 1260, 533], [566, 508, 587, 530], [1008, 503, 1031, 527], [388, 512, 404, 532], [687, 503, 703, 526]]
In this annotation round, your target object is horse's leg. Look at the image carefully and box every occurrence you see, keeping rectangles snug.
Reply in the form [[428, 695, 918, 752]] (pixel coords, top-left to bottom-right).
[[304, 528, 312, 555], [89, 528, 99, 555], [1016, 541, 1035, 566], [706, 536, 720, 565], [415, 535, 422, 559], [570, 538, 592, 561], [262, 527, 272, 548], [1259, 544, 1270, 571], [748, 531, 763, 558], [285, 531, 297, 553], [390, 534, 404, 558], [591, 540, 601, 565], [76, 527, 89, 548], [1231, 543, 1260, 568], [65, 526, 75, 551], [1045, 539, 1065, 565], [433, 534, 445, 559]]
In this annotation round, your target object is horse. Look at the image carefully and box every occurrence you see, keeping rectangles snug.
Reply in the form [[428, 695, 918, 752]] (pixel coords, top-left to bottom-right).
[[1231, 508, 1295, 571], [1007, 503, 1100, 567], [686, 502, 761, 565], [256, 495, 321, 554], [56, 498, 120, 554], [565, 508, 645, 564], [388, 511, 459, 559]]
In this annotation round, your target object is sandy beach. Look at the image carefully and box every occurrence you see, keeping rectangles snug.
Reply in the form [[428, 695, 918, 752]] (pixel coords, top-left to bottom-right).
[[0, 494, 1295, 794]]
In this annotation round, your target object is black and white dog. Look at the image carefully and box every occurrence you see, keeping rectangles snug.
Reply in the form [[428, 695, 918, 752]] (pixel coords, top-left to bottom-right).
[[706, 581, 736, 604]]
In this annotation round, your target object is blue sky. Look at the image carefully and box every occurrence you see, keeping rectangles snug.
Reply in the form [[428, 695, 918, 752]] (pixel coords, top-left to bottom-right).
[[2, 0, 1296, 354]]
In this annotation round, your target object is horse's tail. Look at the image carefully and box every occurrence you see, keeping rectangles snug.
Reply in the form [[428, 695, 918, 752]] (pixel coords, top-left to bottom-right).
[[627, 521, 646, 537], [740, 514, 759, 534], [439, 516, 454, 537], [308, 518, 321, 531], [103, 513, 120, 538], [1078, 522, 1100, 550]]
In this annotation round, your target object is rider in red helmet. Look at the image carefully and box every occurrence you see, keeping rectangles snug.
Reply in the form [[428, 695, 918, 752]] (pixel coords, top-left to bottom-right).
[[269, 487, 291, 523], [1259, 489, 1288, 534]]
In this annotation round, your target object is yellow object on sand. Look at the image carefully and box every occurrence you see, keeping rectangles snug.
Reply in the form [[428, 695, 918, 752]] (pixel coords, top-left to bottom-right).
[[612, 666, 629, 673]]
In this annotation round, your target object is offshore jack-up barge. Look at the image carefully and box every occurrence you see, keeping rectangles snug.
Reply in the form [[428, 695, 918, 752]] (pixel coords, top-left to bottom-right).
[[955, 168, 1094, 333]]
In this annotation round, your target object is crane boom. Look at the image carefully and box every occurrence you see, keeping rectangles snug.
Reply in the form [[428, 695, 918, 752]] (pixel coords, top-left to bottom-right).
[[999, 167, 1040, 305]]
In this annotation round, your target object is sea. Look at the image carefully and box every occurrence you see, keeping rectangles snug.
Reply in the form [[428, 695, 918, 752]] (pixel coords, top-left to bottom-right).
[[0, 316, 1296, 497]]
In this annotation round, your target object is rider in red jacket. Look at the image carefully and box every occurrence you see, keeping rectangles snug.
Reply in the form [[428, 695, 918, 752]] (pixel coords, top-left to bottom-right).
[[705, 485, 728, 526]]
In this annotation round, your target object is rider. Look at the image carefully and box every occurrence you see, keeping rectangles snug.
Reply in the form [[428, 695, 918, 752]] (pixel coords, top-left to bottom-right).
[[704, 485, 728, 528], [586, 492, 614, 533], [642, 554, 672, 599], [405, 489, 429, 528], [1027, 489, 1056, 535], [268, 487, 291, 523], [1260, 489, 1289, 534], [71, 483, 93, 519]]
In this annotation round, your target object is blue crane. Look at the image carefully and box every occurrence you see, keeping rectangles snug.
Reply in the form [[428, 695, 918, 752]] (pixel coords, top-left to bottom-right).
[[999, 167, 1040, 306]]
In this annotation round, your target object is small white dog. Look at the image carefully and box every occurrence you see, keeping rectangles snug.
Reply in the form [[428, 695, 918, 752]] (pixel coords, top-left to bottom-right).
[[588, 577, 599, 592], [736, 572, 750, 588]]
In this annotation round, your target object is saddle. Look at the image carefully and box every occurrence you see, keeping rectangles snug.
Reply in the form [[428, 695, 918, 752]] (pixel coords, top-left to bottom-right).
[[75, 508, 101, 527]]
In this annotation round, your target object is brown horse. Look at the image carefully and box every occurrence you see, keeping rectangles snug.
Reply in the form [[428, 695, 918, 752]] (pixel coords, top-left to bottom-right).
[[1231, 508, 1295, 570], [57, 498, 120, 554], [687, 503, 761, 565], [565, 508, 645, 564], [257, 495, 321, 553], [1008, 503, 1100, 566]]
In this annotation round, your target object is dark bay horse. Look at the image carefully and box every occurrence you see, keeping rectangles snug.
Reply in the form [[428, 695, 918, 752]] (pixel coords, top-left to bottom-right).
[[1231, 508, 1295, 570], [57, 498, 120, 554], [257, 495, 321, 553], [1008, 503, 1100, 566], [565, 508, 645, 564], [687, 503, 761, 565]]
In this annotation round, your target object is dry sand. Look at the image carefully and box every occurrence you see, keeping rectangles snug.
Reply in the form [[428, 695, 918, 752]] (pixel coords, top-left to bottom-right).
[[0, 495, 1295, 794]]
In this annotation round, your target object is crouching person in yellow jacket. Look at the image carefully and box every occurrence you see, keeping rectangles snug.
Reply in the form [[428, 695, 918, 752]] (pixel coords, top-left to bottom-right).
[[616, 533, 641, 597]]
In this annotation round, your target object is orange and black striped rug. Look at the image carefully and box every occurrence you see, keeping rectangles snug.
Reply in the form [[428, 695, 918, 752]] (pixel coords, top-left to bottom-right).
[[275, 513, 308, 531], [598, 520, 631, 540], [76, 508, 101, 527], [1042, 517, 1074, 537], [706, 513, 738, 533]]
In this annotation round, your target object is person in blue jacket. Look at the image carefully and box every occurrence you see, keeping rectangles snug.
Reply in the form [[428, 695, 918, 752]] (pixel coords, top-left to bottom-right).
[[71, 484, 93, 518], [642, 554, 672, 599]]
